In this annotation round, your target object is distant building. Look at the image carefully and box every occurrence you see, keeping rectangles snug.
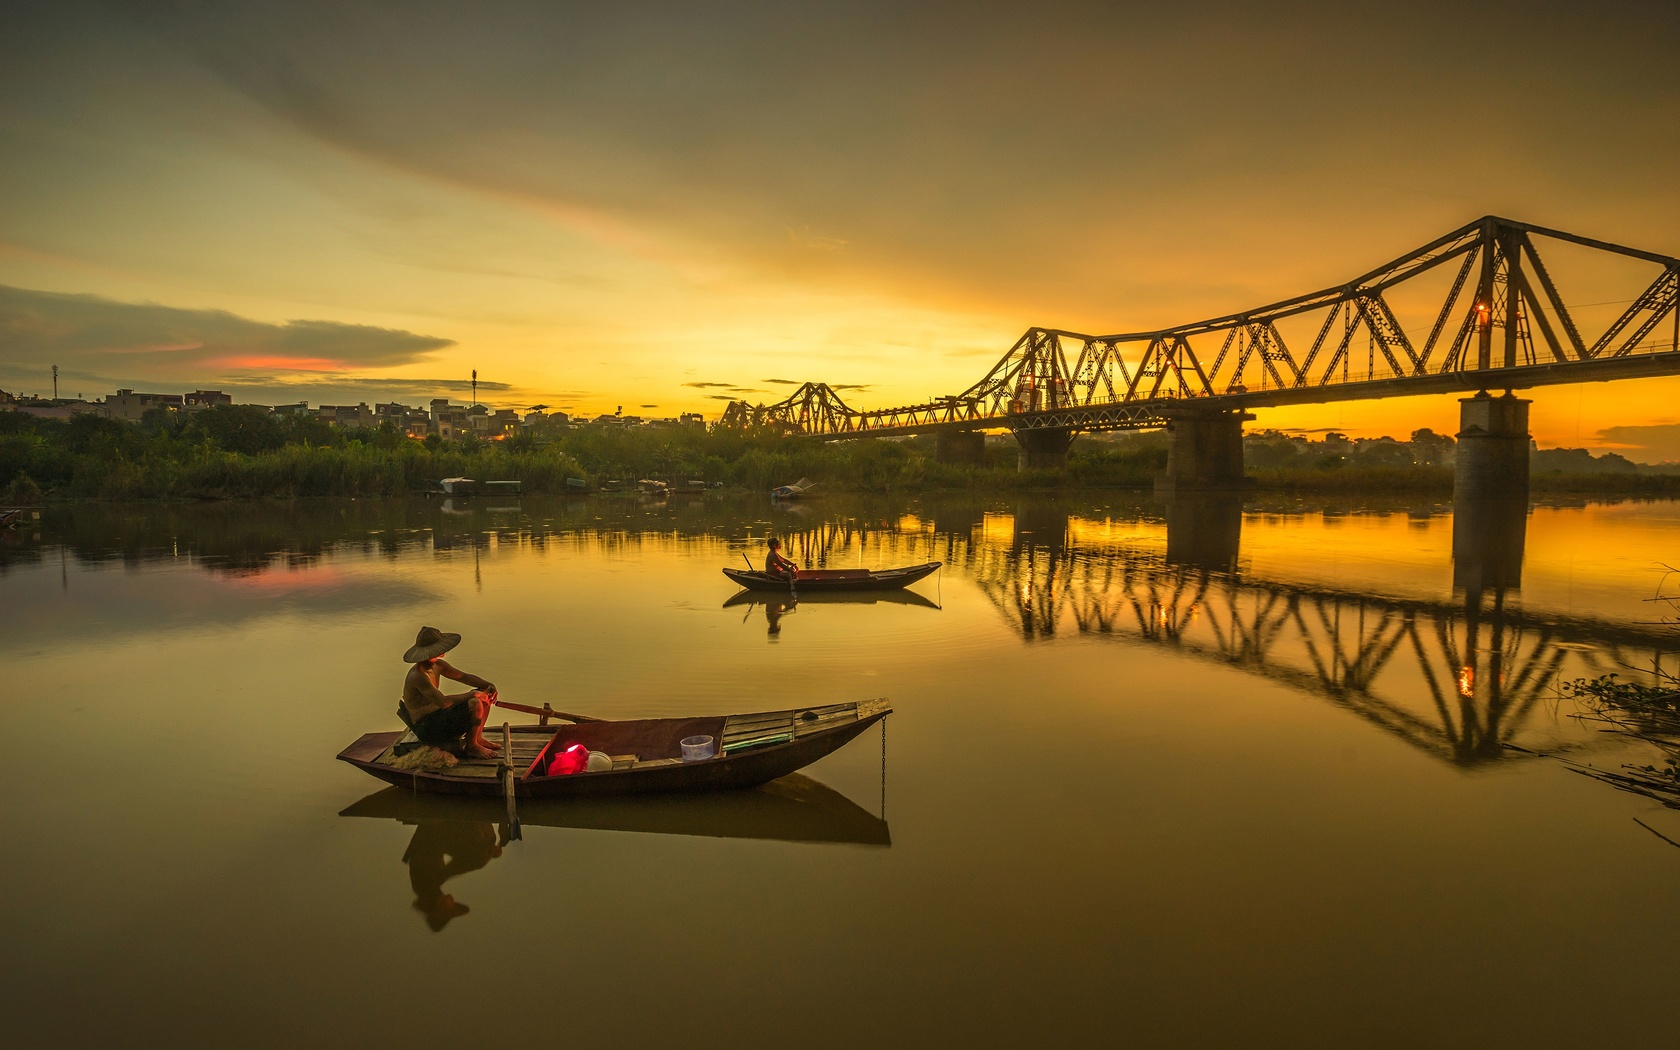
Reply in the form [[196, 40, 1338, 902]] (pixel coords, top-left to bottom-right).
[[183, 390, 233, 411], [429, 398, 471, 437], [679, 412, 705, 428], [317, 403, 375, 427], [375, 402, 429, 438], [107, 389, 185, 421], [272, 402, 311, 417], [487, 408, 520, 436]]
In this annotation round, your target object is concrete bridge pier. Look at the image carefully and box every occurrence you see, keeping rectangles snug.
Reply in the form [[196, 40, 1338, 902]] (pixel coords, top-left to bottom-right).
[[935, 429, 986, 465], [1452, 391, 1531, 593], [1013, 427, 1075, 471], [1453, 392, 1531, 503], [1153, 410, 1255, 495]]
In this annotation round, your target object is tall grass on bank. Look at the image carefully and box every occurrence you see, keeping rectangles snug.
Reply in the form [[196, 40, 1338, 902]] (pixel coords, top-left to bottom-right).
[[1, 437, 589, 501], [1250, 465, 1455, 494]]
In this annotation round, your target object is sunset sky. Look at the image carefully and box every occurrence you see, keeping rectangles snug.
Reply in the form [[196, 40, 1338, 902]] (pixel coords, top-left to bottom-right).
[[4, 1, 1680, 457]]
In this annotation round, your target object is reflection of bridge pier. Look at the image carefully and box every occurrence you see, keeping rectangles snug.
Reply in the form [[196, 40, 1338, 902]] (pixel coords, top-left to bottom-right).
[[1160, 490, 1244, 572], [1451, 496, 1527, 593], [1011, 501, 1069, 553]]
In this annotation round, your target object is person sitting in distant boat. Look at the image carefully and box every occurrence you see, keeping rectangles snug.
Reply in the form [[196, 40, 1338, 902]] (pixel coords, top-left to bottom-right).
[[401, 626, 500, 759], [765, 537, 799, 580]]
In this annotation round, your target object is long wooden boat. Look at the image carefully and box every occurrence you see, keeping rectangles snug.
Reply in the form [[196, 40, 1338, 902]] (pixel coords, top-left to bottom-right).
[[339, 772, 890, 846], [337, 698, 890, 798], [721, 562, 940, 592]]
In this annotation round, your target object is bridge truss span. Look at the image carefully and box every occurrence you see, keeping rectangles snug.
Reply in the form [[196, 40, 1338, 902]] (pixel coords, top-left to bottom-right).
[[725, 216, 1680, 438]]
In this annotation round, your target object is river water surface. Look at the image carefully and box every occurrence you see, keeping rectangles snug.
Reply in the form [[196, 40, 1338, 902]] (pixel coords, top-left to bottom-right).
[[4, 492, 1680, 1048]]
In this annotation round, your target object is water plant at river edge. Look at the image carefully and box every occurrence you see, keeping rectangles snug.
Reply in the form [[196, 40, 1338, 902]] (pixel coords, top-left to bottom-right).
[[1551, 573, 1680, 808]]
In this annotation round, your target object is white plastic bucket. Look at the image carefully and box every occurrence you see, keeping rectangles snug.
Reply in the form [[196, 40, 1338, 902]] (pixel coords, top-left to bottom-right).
[[680, 735, 715, 762]]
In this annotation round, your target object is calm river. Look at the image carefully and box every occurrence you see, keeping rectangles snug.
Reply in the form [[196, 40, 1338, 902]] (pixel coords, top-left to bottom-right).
[[4, 492, 1679, 1047]]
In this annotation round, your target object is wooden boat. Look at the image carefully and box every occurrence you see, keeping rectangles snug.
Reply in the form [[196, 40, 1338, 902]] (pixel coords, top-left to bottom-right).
[[337, 698, 890, 798], [0, 509, 22, 529], [339, 772, 890, 846], [721, 562, 940, 591], [771, 477, 816, 499]]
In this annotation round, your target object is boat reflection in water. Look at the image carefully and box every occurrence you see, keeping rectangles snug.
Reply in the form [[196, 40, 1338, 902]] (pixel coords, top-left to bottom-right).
[[341, 772, 890, 930], [723, 587, 941, 639]]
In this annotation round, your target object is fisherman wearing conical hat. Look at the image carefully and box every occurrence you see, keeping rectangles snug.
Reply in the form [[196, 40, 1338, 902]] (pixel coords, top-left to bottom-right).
[[401, 626, 500, 759]]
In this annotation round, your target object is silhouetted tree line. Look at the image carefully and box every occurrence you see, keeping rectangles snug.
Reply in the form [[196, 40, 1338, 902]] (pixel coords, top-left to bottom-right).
[[2, 406, 1676, 502]]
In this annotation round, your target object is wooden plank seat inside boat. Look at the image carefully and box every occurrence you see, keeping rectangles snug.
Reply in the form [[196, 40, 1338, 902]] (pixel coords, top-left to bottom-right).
[[722, 703, 862, 752], [371, 724, 556, 778]]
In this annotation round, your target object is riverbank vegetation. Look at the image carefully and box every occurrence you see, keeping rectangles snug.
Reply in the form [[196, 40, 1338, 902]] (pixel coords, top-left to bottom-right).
[[1560, 575, 1680, 811], [4, 406, 1680, 502]]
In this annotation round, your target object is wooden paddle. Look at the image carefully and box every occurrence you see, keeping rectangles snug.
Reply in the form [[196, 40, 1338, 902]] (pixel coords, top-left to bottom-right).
[[491, 698, 602, 724]]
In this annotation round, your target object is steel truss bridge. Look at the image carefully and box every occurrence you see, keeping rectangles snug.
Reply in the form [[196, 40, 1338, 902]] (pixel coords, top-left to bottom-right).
[[721, 216, 1680, 437]]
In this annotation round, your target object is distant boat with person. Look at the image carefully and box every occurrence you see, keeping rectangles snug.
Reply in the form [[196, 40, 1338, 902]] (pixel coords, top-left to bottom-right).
[[722, 562, 941, 592]]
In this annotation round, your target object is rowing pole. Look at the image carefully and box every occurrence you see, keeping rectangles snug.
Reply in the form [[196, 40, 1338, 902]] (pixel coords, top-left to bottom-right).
[[491, 698, 602, 724]]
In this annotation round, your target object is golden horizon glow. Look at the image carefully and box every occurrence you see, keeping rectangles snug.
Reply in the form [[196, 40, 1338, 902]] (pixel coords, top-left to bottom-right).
[[4, 3, 1680, 457]]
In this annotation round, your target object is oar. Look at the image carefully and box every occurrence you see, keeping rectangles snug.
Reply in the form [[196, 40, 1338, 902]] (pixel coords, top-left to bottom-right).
[[498, 722, 521, 841], [491, 698, 603, 723], [742, 553, 755, 572]]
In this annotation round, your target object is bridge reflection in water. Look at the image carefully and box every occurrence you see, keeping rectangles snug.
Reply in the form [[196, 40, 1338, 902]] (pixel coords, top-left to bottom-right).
[[781, 496, 1676, 769]]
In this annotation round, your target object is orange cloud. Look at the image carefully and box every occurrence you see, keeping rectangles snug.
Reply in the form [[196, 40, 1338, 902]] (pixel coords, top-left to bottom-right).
[[208, 355, 349, 372]]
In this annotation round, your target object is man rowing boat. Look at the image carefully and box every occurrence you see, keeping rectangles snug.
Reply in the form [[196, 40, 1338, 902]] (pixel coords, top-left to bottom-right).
[[400, 626, 500, 759], [765, 537, 799, 581]]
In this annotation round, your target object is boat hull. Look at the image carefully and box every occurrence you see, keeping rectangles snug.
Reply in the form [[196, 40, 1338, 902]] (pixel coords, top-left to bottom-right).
[[721, 562, 939, 592], [338, 705, 888, 799]]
